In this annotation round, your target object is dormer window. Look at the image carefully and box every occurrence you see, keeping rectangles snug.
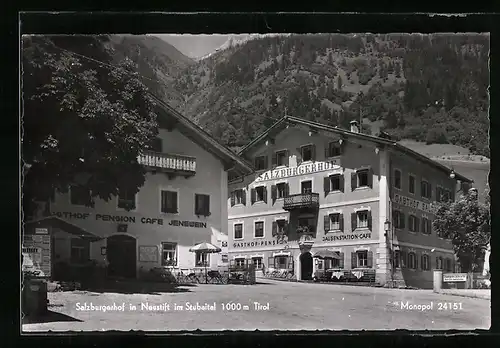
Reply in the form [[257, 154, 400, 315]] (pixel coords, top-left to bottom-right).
[[254, 156, 267, 170]]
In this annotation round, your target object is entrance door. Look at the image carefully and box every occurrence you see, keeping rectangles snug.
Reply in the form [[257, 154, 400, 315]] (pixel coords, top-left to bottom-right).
[[107, 235, 137, 278], [300, 252, 313, 280]]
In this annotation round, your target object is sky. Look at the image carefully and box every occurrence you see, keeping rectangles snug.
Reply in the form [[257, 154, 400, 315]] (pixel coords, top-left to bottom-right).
[[154, 34, 251, 59]]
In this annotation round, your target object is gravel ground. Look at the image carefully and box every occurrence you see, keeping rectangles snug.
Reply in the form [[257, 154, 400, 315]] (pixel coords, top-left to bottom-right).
[[22, 279, 490, 332]]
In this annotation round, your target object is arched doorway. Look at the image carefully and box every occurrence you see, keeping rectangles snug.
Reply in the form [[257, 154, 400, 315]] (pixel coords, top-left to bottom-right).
[[107, 235, 137, 278], [300, 252, 313, 280]]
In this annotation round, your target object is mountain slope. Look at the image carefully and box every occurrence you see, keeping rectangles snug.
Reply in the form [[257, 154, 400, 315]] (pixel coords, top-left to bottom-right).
[[108, 35, 195, 108], [170, 33, 489, 158]]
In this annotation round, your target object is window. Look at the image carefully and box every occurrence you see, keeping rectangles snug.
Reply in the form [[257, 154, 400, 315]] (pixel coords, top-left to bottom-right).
[[408, 252, 416, 269], [301, 145, 315, 162], [117, 189, 136, 210], [255, 186, 266, 202], [276, 183, 287, 199], [394, 169, 402, 190], [408, 215, 419, 233], [235, 258, 246, 267], [324, 213, 342, 232], [234, 223, 243, 240], [273, 219, 288, 236], [230, 189, 246, 206], [393, 250, 401, 268], [195, 194, 210, 216], [324, 256, 342, 269], [252, 257, 263, 269], [221, 254, 228, 263], [161, 242, 177, 266], [327, 142, 342, 157], [356, 210, 370, 229], [393, 210, 405, 229], [422, 217, 432, 234], [409, 175, 416, 194], [70, 185, 90, 206], [150, 137, 162, 152], [195, 252, 209, 267], [352, 168, 372, 190], [160, 190, 178, 213], [421, 180, 431, 199], [254, 221, 264, 238], [436, 256, 443, 270], [254, 156, 267, 170], [70, 238, 90, 263], [275, 150, 288, 167], [328, 174, 343, 192], [437, 188, 452, 202], [275, 256, 288, 269], [422, 254, 430, 271], [357, 250, 368, 268], [298, 216, 316, 233], [445, 258, 452, 272], [301, 180, 313, 194]]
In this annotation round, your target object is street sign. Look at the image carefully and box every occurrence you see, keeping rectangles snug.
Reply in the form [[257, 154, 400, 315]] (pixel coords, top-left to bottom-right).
[[443, 273, 467, 282]]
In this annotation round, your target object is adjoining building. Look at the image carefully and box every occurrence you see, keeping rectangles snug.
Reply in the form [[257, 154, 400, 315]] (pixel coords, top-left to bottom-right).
[[26, 98, 252, 279], [227, 116, 473, 288]]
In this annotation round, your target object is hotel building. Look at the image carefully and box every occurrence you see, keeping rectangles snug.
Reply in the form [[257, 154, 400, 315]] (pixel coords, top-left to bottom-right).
[[227, 116, 473, 288], [26, 99, 252, 278]]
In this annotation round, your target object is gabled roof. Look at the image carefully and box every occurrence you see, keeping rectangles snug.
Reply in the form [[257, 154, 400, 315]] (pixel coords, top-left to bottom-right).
[[150, 94, 254, 175], [239, 116, 472, 183]]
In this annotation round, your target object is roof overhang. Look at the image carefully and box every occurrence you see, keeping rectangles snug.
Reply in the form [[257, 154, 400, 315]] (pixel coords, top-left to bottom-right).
[[238, 116, 472, 184], [151, 94, 254, 176]]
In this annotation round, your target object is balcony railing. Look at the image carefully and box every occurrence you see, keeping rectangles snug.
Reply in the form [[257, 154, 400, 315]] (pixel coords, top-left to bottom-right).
[[137, 151, 196, 175], [283, 192, 320, 211]]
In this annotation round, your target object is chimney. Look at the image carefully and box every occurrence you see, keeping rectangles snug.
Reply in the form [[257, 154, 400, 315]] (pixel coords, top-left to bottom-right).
[[350, 120, 359, 133]]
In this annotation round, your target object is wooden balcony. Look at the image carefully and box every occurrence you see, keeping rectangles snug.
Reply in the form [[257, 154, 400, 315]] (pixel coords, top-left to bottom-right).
[[137, 151, 196, 176], [283, 192, 320, 211]]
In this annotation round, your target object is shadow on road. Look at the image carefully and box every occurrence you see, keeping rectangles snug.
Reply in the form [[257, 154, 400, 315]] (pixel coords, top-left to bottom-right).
[[52, 279, 195, 295], [22, 310, 82, 325]]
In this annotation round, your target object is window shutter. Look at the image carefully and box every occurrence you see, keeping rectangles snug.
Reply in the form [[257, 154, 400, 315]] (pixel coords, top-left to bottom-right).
[[421, 254, 425, 270], [272, 221, 278, 236], [367, 251, 373, 268], [421, 218, 426, 233], [420, 180, 424, 197], [285, 183, 290, 197], [400, 212, 405, 229], [204, 195, 210, 215], [230, 191, 235, 207], [271, 185, 277, 202], [324, 143, 329, 158], [242, 189, 247, 205], [263, 186, 268, 203], [272, 153, 277, 167], [415, 252, 419, 269], [160, 191, 166, 213], [324, 214, 331, 232], [194, 195, 200, 215], [351, 172, 357, 191], [435, 256, 439, 270], [339, 253, 345, 268], [339, 174, 345, 192], [268, 256, 275, 268], [323, 176, 331, 195], [428, 219, 432, 234], [251, 188, 256, 204], [367, 210, 372, 230], [415, 217, 420, 233], [296, 147, 302, 165], [351, 212, 357, 231], [339, 214, 344, 232], [428, 183, 432, 199], [311, 144, 316, 161], [285, 150, 290, 166], [351, 252, 357, 269], [368, 168, 373, 188]]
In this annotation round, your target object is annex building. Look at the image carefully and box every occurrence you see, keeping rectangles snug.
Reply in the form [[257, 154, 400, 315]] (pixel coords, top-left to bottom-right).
[[227, 116, 473, 288], [26, 98, 252, 279]]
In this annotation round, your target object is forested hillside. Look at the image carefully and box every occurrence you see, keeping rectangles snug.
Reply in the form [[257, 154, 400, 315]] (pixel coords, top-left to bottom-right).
[[171, 34, 489, 157]]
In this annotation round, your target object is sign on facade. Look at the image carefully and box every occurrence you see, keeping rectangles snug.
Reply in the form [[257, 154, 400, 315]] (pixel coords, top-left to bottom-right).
[[22, 233, 51, 277], [393, 194, 434, 213], [443, 273, 467, 282], [138, 246, 159, 262], [255, 159, 341, 182]]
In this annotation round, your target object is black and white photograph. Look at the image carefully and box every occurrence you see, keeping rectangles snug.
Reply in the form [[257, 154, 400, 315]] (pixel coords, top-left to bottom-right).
[[21, 23, 491, 331]]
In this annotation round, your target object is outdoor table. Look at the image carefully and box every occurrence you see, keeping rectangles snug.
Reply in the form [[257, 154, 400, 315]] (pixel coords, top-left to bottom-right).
[[351, 270, 365, 280], [327, 269, 345, 280]]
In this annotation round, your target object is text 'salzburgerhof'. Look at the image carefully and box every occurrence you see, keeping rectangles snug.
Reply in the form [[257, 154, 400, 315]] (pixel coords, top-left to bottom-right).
[[75, 301, 270, 312]]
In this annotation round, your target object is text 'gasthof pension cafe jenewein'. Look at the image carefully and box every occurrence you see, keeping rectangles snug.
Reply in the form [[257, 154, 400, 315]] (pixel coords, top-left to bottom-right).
[[26, 98, 253, 279], [226, 116, 474, 289]]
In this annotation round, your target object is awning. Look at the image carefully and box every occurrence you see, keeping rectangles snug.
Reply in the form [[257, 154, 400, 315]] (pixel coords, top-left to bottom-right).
[[24, 216, 103, 242], [313, 249, 342, 260]]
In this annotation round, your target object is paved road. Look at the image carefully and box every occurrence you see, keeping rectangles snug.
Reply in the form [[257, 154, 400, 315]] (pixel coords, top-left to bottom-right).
[[23, 279, 490, 331]]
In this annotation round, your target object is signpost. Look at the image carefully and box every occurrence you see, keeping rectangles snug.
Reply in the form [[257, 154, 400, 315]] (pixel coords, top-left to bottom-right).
[[443, 273, 467, 282], [22, 228, 51, 278]]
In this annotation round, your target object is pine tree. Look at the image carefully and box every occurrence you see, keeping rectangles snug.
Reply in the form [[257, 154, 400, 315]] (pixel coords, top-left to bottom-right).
[[337, 75, 343, 90]]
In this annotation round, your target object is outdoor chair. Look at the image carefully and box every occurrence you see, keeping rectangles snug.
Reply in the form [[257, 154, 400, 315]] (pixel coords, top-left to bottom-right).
[[207, 270, 225, 284], [266, 268, 275, 277]]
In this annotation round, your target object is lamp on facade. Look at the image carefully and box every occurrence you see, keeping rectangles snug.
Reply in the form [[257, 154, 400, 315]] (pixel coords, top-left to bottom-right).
[[449, 170, 455, 179], [384, 219, 391, 237]]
